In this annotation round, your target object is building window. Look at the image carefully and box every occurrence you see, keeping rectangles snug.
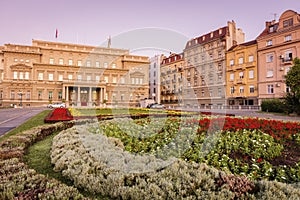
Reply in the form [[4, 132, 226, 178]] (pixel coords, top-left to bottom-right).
[[25, 72, 29, 80], [286, 85, 290, 93], [239, 86, 244, 93], [120, 77, 125, 84], [230, 59, 234, 66], [77, 75, 82, 81], [285, 67, 291, 75], [58, 74, 63, 81], [68, 74, 73, 80], [96, 76, 100, 82], [104, 76, 109, 83], [104, 62, 108, 68], [48, 73, 53, 81], [230, 86, 235, 94], [11, 90, 15, 99], [38, 91, 42, 99], [68, 59, 73, 65], [48, 91, 53, 100], [96, 61, 100, 68], [86, 61, 91, 67], [266, 53, 274, 62], [238, 57, 244, 64], [49, 58, 54, 64], [59, 58, 64, 65], [267, 85, 274, 94], [58, 91, 62, 100], [87, 75, 91, 81], [38, 73, 43, 80], [135, 78, 139, 84], [209, 89, 212, 97], [239, 72, 244, 79], [249, 70, 254, 79], [112, 77, 117, 83], [267, 70, 273, 78], [13, 71, 18, 79], [284, 35, 292, 42], [284, 50, 293, 61], [19, 72, 23, 80], [283, 18, 293, 28], [77, 60, 82, 66], [112, 63, 116, 68], [249, 85, 255, 93], [266, 40, 273, 46], [248, 55, 254, 62], [14, 58, 18, 62], [218, 88, 222, 96], [26, 91, 30, 100], [230, 73, 234, 81]]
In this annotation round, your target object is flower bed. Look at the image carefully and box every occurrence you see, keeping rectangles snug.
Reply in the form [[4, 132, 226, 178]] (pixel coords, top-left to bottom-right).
[[50, 119, 300, 199], [44, 108, 74, 123], [0, 121, 86, 199]]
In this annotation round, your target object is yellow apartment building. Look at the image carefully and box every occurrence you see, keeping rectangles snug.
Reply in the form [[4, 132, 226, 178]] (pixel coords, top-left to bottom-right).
[[0, 40, 149, 107], [226, 40, 258, 107]]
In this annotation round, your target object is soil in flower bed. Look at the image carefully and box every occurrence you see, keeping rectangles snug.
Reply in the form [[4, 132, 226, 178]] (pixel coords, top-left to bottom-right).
[[268, 140, 300, 167], [229, 140, 300, 167]]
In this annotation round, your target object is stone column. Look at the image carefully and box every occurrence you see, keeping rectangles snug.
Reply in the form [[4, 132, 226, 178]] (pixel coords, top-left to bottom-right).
[[77, 87, 81, 106], [62, 86, 65, 100], [66, 86, 69, 101], [100, 88, 103, 105], [88, 87, 92, 107]]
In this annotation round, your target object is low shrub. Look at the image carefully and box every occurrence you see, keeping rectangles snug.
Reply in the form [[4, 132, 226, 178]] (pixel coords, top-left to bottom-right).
[[261, 99, 286, 113]]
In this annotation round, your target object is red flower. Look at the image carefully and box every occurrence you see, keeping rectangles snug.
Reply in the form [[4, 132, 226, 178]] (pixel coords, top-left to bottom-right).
[[257, 158, 263, 163]]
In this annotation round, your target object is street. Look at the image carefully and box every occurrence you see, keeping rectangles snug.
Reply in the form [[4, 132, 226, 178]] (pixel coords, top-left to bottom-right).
[[0, 107, 47, 136]]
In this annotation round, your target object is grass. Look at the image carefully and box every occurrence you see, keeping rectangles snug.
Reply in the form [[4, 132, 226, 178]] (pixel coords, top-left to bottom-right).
[[24, 129, 111, 199], [0, 110, 51, 142]]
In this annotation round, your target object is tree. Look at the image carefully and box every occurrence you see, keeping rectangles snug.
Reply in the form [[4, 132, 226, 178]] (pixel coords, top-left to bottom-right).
[[285, 57, 300, 114]]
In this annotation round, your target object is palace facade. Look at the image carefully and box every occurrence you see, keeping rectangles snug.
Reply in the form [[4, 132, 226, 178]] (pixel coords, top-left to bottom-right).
[[0, 40, 149, 107]]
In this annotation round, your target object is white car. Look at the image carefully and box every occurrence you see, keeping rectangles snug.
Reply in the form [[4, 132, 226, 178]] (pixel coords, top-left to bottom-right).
[[47, 102, 66, 108]]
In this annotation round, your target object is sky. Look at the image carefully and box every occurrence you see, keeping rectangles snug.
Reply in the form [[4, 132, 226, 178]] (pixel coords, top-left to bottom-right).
[[0, 0, 300, 56]]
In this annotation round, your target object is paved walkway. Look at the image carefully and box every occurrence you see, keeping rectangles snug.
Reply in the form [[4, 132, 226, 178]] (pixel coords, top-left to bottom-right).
[[178, 108, 300, 122], [0, 107, 47, 136]]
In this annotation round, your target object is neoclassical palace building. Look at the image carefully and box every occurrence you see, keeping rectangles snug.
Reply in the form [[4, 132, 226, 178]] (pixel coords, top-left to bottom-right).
[[0, 40, 149, 107]]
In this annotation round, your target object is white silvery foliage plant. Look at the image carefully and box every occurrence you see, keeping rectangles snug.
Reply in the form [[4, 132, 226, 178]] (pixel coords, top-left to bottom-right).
[[51, 121, 300, 199]]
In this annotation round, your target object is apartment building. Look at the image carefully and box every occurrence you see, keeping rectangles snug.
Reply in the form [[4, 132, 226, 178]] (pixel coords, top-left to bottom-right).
[[149, 55, 163, 103], [0, 40, 149, 107], [160, 53, 184, 107], [183, 21, 245, 108], [257, 10, 300, 105], [226, 40, 258, 107]]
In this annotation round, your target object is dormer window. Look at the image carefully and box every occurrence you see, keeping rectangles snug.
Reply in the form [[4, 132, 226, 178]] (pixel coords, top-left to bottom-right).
[[269, 26, 274, 33], [283, 18, 293, 28]]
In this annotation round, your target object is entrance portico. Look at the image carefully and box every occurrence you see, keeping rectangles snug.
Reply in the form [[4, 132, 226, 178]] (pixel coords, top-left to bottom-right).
[[63, 85, 106, 107]]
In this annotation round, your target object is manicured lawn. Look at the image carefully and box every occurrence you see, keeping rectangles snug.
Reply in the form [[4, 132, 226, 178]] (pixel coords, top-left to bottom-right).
[[0, 110, 51, 143]]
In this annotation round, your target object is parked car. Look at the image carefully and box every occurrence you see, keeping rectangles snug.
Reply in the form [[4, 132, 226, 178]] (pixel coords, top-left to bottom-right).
[[147, 103, 165, 109], [47, 102, 66, 108]]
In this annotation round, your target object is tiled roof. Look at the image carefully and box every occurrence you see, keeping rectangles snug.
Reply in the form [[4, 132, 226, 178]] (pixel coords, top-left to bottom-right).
[[184, 26, 228, 49], [161, 53, 184, 65], [256, 22, 279, 38], [227, 40, 257, 51]]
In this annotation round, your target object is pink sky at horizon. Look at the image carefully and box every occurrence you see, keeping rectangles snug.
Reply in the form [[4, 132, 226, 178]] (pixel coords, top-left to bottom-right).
[[1, 0, 300, 56]]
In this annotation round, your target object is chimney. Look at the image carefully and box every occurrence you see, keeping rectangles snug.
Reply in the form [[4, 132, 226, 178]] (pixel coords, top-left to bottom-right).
[[265, 21, 272, 28]]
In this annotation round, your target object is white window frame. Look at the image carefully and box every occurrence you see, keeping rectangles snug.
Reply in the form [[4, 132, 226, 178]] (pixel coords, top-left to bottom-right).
[[59, 58, 64, 65], [48, 73, 54, 81], [238, 57, 244, 64], [249, 85, 255, 93], [77, 60, 82, 67], [267, 85, 274, 94], [68, 59, 73, 66], [13, 71, 18, 79], [266, 53, 274, 63], [230, 59, 234, 66], [95, 61, 100, 68], [25, 72, 29, 80], [266, 40, 273, 46], [38, 73, 43, 80], [68, 74, 73, 80], [248, 55, 254, 62], [230, 73, 234, 81], [249, 70, 254, 79], [267, 70, 273, 78], [49, 58, 54, 64], [284, 35, 292, 42], [58, 74, 63, 81]]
